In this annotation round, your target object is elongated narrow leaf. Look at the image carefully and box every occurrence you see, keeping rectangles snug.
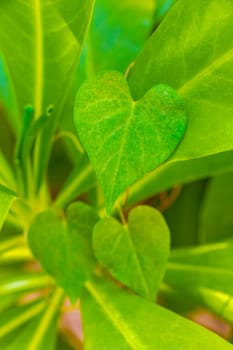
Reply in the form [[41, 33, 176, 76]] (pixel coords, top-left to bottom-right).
[[0, 0, 94, 123], [28, 202, 99, 302], [165, 239, 233, 295], [75, 71, 186, 213], [129, 0, 233, 161], [126, 150, 233, 207], [0, 185, 15, 231], [93, 206, 170, 301], [6, 288, 63, 350], [81, 278, 232, 349]]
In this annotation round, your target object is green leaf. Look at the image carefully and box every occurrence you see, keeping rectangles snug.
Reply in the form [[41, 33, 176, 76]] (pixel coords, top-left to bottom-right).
[[199, 171, 233, 243], [126, 150, 233, 207], [28, 202, 99, 302], [0, 185, 15, 231], [0, 300, 45, 341], [60, 0, 156, 159], [129, 0, 233, 160], [164, 181, 206, 247], [7, 288, 63, 350], [0, 273, 52, 297], [93, 206, 170, 301], [0, 55, 19, 131], [154, 0, 177, 26], [82, 0, 156, 74], [81, 277, 233, 349], [0, 0, 94, 124], [165, 239, 233, 295], [75, 71, 187, 213]]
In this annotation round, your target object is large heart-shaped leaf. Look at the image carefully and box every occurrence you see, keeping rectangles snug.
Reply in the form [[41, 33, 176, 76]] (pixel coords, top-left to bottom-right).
[[129, 0, 233, 161], [81, 277, 233, 350], [28, 202, 99, 302], [93, 206, 170, 301], [75, 71, 187, 213]]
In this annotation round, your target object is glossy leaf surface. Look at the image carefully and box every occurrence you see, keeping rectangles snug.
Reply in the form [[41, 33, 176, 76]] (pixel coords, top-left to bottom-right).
[[129, 0, 233, 161], [81, 278, 232, 350]]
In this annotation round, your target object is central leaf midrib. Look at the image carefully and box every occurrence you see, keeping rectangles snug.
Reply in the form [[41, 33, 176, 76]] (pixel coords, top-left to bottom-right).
[[178, 46, 233, 96], [86, 281, 147, 350], [34, 0, 43, 118], [126, 226, 151, 300], [109, 101, 135, 207]]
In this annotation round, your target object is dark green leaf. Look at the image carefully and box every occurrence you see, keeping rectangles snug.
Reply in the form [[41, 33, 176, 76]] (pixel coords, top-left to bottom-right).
[[93, 206, 170, 301], [199, 171, 233, 243], [75, 71, 187, 213], [28, 202, 99, 302]]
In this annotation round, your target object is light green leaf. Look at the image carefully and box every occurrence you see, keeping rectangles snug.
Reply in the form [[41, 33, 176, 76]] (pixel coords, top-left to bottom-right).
[[129, 0, 233, 160], [0, 151, 16, 190], [165, 239, 233, 295], [0, 300, 45, 341], [75, 71, 187, 213], [93, 206, 170, 301], [0, 0, 94, 125], [28, 202, 99, 302], [0, 273, 52, 297], [0, 0, 94, 190], [7, 288, 63, 350], [60, 0, 156, 158], [126, 150, 233, 207], [81, 277, 233, 349], [199, 171, 233, 243], [0, 185, 15, 231]]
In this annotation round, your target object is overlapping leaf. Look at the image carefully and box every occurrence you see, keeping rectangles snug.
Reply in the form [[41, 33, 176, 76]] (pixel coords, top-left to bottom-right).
[[81, 277, 232, 350], [75, 71, 186, 213]]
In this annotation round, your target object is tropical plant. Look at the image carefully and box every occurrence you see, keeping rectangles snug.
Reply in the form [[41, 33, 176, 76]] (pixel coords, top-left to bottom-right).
[[0, 0, 233, 349]]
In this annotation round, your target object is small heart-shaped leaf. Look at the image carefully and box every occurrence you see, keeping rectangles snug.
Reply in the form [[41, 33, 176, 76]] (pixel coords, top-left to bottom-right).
[[28, 202, 99, 302], [93, 206, 170, 301], [74, 71, 187, 214]]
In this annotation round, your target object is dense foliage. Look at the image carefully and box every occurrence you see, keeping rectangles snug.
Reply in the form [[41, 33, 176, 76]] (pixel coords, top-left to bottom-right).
[[0, 0, 233, 349]]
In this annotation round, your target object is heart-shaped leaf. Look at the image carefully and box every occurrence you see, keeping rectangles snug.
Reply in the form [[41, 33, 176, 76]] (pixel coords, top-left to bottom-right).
[[28, 202, 99, 302], [93, 206, 170, 301], [74, 71, 187, 214]]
